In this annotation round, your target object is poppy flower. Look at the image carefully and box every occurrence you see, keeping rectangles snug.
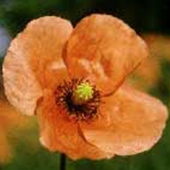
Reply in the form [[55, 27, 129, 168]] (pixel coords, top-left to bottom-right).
[[3, 14, 168, 160]]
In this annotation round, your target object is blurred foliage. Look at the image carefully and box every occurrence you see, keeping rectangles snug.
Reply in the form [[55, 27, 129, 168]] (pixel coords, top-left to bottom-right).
[[0, 0, 93, 35], [0, 0, 170, 35], [0, 0, 170, 170], [0, 57, 4, 67], [150, 59, 170, 105]]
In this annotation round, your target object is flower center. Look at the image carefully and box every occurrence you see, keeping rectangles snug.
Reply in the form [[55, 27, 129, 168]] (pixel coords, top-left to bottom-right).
[[72, 82, 94, 105], [55, 79, 100, 121]]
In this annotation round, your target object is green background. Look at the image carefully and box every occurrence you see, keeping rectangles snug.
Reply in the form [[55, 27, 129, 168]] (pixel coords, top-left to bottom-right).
[[0, 0, 170, 169]]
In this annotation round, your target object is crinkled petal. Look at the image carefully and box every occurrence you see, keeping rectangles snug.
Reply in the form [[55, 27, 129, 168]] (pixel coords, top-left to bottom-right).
[[37, 89, 115, 160], [66, 14, 148, 94], [80, 85, 168, 156], [3, 16, 73, 115]]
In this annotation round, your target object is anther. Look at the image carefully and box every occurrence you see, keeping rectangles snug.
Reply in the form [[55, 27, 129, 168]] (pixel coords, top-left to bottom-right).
[[55, 79, 101, 121], [72, 82, 94, 105]]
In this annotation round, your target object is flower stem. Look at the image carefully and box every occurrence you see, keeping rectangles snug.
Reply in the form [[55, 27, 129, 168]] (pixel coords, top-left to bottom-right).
[[60, 153, 66, 170]]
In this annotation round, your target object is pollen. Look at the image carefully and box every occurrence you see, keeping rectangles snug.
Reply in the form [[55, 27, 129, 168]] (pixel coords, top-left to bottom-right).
[[72, 82, 94, 105]]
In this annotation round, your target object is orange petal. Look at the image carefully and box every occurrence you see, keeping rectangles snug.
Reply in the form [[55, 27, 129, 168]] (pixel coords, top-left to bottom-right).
[[3, 16, 73, 115], [80, 85, 168, 156], [66, 14, 148, 94], [37, 89, 115, 160]]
